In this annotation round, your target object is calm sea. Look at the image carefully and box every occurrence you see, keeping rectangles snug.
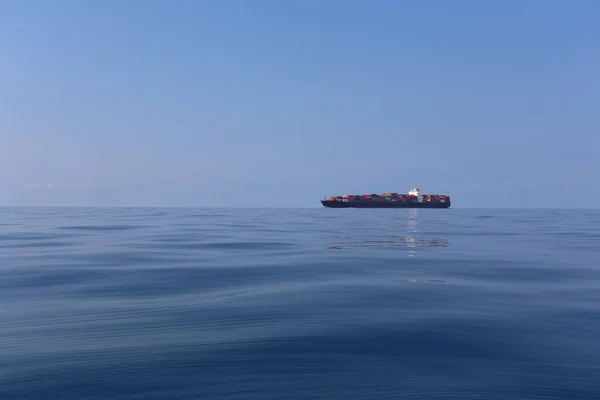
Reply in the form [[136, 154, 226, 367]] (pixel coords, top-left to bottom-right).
[[1, 207, 599, 399]]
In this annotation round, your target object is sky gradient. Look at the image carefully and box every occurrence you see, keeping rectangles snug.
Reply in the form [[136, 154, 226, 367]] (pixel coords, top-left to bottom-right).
[[2, 0, 599, 208]]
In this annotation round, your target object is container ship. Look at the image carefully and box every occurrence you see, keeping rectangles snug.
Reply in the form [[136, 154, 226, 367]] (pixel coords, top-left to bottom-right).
[[321, 188, 451, 208]]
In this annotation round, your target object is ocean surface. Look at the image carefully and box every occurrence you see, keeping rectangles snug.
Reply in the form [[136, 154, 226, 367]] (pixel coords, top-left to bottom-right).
[[1, 207, 599, 399]]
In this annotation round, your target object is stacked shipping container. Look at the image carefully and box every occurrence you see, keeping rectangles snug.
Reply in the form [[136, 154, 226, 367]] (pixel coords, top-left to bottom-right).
[[327, 192, 450, 203]]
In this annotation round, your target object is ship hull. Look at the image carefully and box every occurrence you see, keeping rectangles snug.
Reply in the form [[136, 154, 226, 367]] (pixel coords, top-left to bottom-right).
[[320, 200, 450, 209]]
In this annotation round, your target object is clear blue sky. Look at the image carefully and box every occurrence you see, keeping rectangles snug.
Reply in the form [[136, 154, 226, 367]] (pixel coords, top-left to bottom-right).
[[2, 0, 599, 207]]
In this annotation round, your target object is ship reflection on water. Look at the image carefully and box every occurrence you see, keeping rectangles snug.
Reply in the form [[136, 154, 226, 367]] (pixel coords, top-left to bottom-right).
[[325, 209, 449, 253], [326, 235, 449, 250]]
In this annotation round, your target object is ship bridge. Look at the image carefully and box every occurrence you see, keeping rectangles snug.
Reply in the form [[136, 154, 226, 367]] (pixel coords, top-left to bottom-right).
[[408, 188, 423, 203]]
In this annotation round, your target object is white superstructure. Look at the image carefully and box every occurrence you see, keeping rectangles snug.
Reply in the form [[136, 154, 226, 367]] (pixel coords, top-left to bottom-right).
[[408, 188, 423, 203]]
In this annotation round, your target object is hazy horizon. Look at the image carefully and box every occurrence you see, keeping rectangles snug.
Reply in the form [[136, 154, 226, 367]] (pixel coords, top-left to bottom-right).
[[0, 204, 597, 210], [2, 1, 599, 208]]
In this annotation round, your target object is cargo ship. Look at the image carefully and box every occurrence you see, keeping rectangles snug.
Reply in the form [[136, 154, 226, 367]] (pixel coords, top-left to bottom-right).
[[321, 188, 451, 208]]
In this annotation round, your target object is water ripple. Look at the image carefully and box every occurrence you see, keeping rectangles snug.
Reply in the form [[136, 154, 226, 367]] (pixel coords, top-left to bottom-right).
[[1, 208, 599, 399]]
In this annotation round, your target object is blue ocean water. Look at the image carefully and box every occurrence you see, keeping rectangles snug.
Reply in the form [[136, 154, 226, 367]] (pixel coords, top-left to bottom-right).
[[1, 207, 599, 399]]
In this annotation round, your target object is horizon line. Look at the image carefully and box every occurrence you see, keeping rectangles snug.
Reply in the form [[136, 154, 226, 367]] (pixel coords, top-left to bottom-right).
[[0, 205, 598, 210]]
